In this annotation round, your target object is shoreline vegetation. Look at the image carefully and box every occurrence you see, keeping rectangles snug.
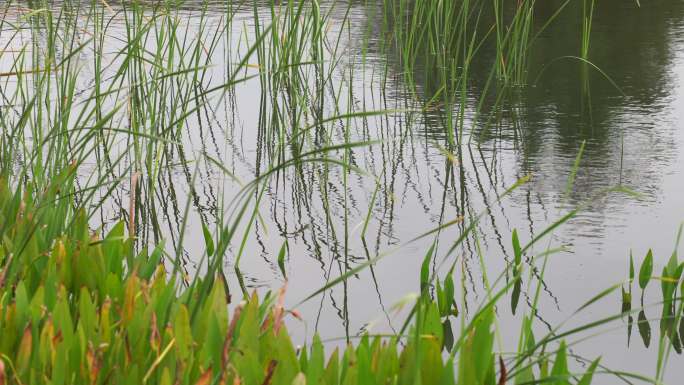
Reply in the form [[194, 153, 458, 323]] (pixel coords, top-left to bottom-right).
[[0, 176, 664, 385], [0, 0, 681, 384]]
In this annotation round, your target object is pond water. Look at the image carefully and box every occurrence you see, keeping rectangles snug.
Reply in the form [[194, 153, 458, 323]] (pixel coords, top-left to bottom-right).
[[2, 0, 684, 382]]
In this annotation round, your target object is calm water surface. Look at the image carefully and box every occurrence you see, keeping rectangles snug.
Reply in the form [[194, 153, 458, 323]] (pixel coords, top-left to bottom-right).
[[2, 0, 684, 382]]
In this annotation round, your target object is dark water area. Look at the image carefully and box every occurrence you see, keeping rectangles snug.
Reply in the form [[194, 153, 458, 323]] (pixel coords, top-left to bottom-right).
[[2, 0, 684, 381]]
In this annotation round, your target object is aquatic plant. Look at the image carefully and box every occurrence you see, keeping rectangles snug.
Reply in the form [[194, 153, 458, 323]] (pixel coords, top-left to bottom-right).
[[0, 177, 641, 385], [622, 225, 684, 383]]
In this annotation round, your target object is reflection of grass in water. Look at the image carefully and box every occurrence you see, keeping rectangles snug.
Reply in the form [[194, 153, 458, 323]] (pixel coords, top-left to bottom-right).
[[0, 0, 676, 383], [380, 0, 624, 147]]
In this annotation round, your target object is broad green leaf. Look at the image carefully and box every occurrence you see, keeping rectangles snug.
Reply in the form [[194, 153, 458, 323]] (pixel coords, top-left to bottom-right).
[[202, 221, 215, 257], [307, 335, 325, 385], [515, 364, 535, 385], [278, 241, 288, 280], [444, 272, 455, 315], [638, 249, 653, 290], [666, 250, 679, 279], [442, 319, 454, 352], [174, 305, 193, 360], [16, 324, 32, 374], [139, 241, 164, 280], [621, 287, 631, 314], [420, 244, 435, 292], [511, 280, 522, 315], [78, 287, 97, 338], [550, 340, 570, 385], [324, 349, 340, 385], [638, 310, 651, 348], [292, 373, 306, 385], [577, 357, 601, 385], [512, 229, 522, 267], [437, 280, 446, 316], [14, 282, 29, 327]]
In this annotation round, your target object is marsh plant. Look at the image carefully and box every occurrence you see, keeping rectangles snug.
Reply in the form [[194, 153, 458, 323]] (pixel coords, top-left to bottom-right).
[[0, 174, 643, 384]]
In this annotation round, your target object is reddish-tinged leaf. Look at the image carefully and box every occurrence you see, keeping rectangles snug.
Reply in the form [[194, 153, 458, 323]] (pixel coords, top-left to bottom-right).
[[0, 359, 5, 385], [150, 312, 161, 353], [223, 305, 243, 367], [498, 356, 507, 385], [86, 344, 101, 383], [195, 368, 213, 385], [273, 283, 287, 334], [289, 310, 303, 321], [261, 360, 278, 385]]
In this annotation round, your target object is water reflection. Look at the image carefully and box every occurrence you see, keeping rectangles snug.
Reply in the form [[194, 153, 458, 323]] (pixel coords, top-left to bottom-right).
[[2, 0, 684, 381]]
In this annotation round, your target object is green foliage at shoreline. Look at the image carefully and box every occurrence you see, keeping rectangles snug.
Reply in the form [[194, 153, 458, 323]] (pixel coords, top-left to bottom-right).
[[0, 179, 602, 385]]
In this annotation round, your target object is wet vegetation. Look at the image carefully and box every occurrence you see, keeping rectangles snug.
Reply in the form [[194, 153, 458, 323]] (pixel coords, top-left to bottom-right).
[[0, 0, 683, 383]]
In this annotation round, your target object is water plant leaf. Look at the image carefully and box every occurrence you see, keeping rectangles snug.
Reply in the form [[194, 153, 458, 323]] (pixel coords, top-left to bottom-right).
[[445, 272, 455, 316], [306, 335, 325, 384], [512, 229, 522, 267], [637, 310, 651, 348], [292, 372, 306, 385], [550, 340, 570, 385], [498, 356, 507, 385], [175, 305, 193, 360], [443, 319, 454, 352], [420, 244, 435, 292], [16, 324, 32, 374], [437, 280, 446, 316], [629, 251, 635, 284], [638, 250, 653, 290], [195, 368, 213, 385], [577, 357, 601, 385], [666, 250, 679, 280], [278, 241, 288, 280], [201, 221, 215, 257], [511, 280, 522, 315], [324, 349, 339, 385], [671, 331, 682, 354], [0, 359, 5, 385], [620, 287, 631, 315], [511, 229, 523, 314], [138, 242, 164, 280], [515, 364, 535, 385], [458, 307, 495, 384]]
